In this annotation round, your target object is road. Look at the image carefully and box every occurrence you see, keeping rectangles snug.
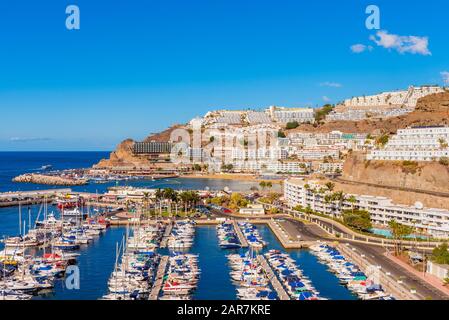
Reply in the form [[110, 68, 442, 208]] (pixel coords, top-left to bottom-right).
[[283, 218, 449, 300]]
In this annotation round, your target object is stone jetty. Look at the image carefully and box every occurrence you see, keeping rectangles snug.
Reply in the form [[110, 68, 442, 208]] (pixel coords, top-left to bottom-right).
[[13, 174, 88, 186]]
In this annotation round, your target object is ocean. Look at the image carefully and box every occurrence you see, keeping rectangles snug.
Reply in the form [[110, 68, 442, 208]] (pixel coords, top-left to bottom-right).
[[0, 151, 272, 194]]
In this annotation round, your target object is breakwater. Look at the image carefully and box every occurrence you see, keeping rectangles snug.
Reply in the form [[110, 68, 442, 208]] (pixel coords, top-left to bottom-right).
[[13, 174, 88, 186]]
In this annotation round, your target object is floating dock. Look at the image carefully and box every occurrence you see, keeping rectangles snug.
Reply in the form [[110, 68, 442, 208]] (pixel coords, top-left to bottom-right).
[[232, 220, 249, 248], [160, 223, 173, 248], [256, 255, 290, 300], [148, 255, 169, 300]]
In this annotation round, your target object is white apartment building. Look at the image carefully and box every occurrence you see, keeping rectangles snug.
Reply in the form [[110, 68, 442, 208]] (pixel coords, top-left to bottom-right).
[[330, 86, 445, 121], [288, 131, 368, 151], [267, 106, 315, 123], [292, 146, 340, 161], [318, 162, 344, 173], [367, 126, 449, 161], [266, 161, 310, 173], [230, 160, 309, 174], [231, 147, 286, 161], [284, 179, 449, 238]]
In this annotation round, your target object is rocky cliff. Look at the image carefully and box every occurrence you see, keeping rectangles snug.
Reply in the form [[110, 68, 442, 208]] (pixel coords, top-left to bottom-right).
[[95, 125, 183, 168], [95, 139, 149, 168], [342, 152, 449, 193]]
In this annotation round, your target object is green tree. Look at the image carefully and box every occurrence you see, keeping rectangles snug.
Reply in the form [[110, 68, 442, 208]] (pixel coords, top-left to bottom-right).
[[286, 121, 299, 130], [325, 182, 335, 192], [439, 157, 449, 166], [438, 138, 448, 149], [431, 243, 449, 264], [389, 220, 415, 255], [314, 104, 334, 122], [376, 134, 390, 147], [347, 195, 357, 214], [229, 193, 248, 209], [343, 209, 372, 232]]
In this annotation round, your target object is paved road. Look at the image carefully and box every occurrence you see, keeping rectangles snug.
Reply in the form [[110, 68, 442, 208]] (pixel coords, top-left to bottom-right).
[[279, 219, 328, 241], [347, 243, 448, 300], [284, 218, 448, 300]]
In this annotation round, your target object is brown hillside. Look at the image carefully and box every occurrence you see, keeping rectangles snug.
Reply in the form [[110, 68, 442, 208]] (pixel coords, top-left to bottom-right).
[[143, 124, 184, 143], [288, 91, 449, 134], [342, 152, 449, 194], [95, 125, 185, 168]]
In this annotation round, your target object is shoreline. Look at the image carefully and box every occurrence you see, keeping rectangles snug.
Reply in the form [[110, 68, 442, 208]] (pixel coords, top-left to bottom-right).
[[179, 173, 283, 184]]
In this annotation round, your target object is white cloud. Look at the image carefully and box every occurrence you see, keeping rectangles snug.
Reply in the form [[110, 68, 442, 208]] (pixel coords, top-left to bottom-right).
[[322, 96, 331, 102], [350, 44, 372, 53], [441, 71, 449, 85], [320, 82, 342, 88], [10, 137, 51, 143], [369, 30, 431, 55]]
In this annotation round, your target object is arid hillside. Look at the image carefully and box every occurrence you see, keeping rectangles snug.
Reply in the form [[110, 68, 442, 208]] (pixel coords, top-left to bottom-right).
[[287, 91, 449, 134], [342, 152, 449, 193], [96, 91, 449, 169]]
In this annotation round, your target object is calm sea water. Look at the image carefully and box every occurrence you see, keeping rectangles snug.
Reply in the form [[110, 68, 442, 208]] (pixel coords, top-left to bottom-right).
[[192, 225, 357, 300], [0, 152, 109, 193], [0, 152, 271, 193]]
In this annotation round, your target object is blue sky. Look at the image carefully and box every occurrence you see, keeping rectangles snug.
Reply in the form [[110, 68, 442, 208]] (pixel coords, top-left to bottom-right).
[[0, 0, 448, 151]]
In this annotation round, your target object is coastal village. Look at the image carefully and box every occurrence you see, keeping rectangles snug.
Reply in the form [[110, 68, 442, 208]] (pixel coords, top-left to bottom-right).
[[2, 85, 449, 301]]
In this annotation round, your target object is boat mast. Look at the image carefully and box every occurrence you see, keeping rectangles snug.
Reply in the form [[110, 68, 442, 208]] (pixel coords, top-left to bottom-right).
[[19, 202, 22, 236], [28, 207, 32, 233]]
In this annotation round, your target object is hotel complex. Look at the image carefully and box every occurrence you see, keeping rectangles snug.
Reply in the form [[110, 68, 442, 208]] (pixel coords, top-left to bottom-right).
[[327, 86, 444, 121], [367, 126, 449, 161], [284, 178, 449, 239]]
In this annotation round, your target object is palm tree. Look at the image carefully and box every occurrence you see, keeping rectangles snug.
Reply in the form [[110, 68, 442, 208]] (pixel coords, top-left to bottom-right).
[[331, 191, 346, 215], [324, 194, 332, 216], [155, 189, 164, 201], [347, 195, 357, 214], [142, 192, 150, 219], [325, 182, 335, 192]]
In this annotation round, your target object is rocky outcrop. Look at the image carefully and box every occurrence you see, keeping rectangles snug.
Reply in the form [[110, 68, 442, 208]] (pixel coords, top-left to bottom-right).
[[13, 174, 87, 186], [95, 125, 185, 169], [342, 152, 449, 193], [95, 139, 143, 168]]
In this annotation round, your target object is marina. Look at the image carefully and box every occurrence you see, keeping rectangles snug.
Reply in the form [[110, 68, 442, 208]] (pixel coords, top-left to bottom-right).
[[256, 254, 290, 300], [0, 194, 394, 301], [148, 256, 169, 300], [0, 191, 392, 301]]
